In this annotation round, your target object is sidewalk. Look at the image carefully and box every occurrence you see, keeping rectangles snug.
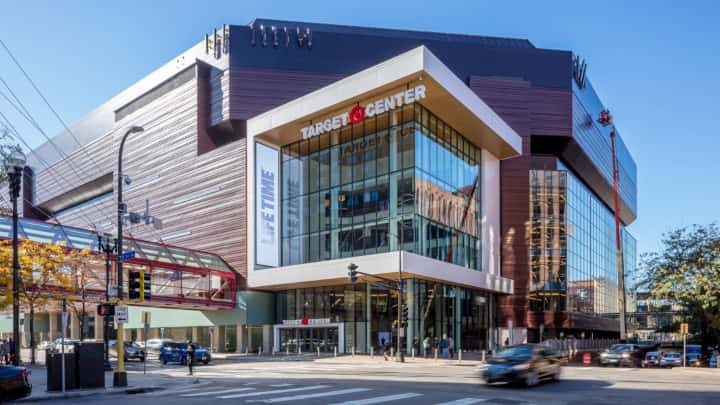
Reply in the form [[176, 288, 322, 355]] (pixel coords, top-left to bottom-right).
[[17, 365, 175, 402]]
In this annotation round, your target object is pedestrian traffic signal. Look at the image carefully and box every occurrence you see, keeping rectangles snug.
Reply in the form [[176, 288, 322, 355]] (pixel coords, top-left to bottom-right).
[[348, 263, 359, 283], [128, 270, 141, 300], [97, 303, 115, 316], [140, 270, 151, 301]]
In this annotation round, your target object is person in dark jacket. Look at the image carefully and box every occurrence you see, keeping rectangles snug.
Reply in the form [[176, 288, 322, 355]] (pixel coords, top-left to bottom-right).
[[187, 340, 196, 376]]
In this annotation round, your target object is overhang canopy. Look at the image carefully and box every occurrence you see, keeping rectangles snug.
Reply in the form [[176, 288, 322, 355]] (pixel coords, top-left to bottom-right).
[[247, 46, 522, 159]]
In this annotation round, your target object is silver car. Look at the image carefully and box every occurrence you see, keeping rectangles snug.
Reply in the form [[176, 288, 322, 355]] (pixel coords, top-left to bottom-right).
[[660, 352, 682, 368]]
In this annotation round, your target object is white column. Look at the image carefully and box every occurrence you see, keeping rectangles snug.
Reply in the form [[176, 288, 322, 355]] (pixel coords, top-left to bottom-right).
[[212, 327, 221, 352], [70, 313, 80, 340], [262, 325, 272, 354], [94, 315, 103, 340], [236, 324, 245, 353], [48, 313, 57, 341]]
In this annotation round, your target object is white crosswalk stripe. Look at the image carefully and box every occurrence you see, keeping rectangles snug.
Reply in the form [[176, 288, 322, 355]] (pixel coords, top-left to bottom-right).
[[218, 385, 330, 399], [249, 388, 372, 403], [435, 399, 489, 405], [181, 387, 255, 397], [330, 392, 423, 404]]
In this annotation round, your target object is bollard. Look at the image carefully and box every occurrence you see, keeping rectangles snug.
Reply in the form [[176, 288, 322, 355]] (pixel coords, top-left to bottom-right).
[[391, 347, 395, 359], [434, 348, 438, 360], [258, 347, 262, 356], [481, 350, 486, 362], [352, 346, 355, 357], [411, 347, 415, 359], [245, 346, 249, 355], [286, 346, 289, 356], [334, 346, 337, 357], [370, 346, 374, 358], [458, 349, 463, 363], [317, 347, 320, 358], [298, 345, 302, 355]]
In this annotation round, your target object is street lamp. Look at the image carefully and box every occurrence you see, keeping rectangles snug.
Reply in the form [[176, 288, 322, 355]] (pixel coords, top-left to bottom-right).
[[5, 148, 26, 366], [114, 125, 144, 387]]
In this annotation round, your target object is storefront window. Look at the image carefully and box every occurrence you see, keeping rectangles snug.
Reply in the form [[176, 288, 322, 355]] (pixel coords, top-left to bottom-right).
[[281, 103, 482, 270]]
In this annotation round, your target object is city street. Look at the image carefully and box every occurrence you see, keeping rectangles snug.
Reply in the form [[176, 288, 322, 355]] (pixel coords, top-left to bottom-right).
[[19, 357, 720, 405]]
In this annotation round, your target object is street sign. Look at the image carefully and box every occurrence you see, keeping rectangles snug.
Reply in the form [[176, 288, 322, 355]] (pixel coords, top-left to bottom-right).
[[209, 326, 215, 334], [115, 305, 129, 324], [108, 284, 118, 298], [120, 251, 136, 261]]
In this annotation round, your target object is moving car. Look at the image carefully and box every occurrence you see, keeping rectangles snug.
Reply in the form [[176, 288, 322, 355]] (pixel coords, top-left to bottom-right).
[[143, 339, 175, 353], [0, 365, 32, 401], [686, 352, 703, 367], [109, 341, 146, 362], [660, 352, 682, 368], [599, 344, 643, 367], [159, 342, 211, 365], [481, 344, 561, 387], [642, 351, 661, 368]]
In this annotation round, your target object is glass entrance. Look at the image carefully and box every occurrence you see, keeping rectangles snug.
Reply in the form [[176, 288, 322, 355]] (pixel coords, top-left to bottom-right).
[[279, 327, 339, 353]]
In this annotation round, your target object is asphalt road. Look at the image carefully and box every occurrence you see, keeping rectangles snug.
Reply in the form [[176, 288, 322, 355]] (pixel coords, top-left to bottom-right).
[[22, 358, 720, 405]]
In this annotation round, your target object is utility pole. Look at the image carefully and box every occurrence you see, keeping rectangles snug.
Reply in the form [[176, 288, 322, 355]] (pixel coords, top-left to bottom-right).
[[5, 149, 26, 366], [114, 125, 144, 387], [597, 109, 627, 340]]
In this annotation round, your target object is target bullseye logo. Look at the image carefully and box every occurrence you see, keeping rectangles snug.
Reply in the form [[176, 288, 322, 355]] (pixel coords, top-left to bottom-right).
[[349, 105, 365, 125]]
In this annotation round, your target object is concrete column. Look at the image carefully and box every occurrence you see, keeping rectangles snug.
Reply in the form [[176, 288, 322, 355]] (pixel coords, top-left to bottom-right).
[[70, 313, 80, 340], [236, 324, 245, 353], [366, 283, 372, 351], [211, 327, 220, 353], [405, 279, 415, 355], [191, 327, 198, 342], [262, 325, 272, 354], [94, 315, 103, 340], [48, 313, 57, 341]]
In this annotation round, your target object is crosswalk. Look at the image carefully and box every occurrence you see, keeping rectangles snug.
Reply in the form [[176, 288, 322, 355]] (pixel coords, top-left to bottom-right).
[[148, 381, 529, 404]]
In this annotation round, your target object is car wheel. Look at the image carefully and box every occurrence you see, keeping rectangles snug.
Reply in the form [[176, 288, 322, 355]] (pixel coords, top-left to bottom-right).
[[139, 357, 145, 362], [525, 371, 540, 387], [162, 359, 167, 365], [552, 367, 561, 381], [203, 360, 209, 365], [181, 357, 187, 365]]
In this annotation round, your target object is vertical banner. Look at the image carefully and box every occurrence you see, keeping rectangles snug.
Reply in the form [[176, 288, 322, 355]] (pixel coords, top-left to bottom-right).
[[256, 143, 280, 267]]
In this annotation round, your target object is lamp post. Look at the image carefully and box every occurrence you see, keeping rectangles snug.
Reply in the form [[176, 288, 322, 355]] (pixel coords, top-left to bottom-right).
[[597, 109, 627, 340], [5, 149, 26, 366], [114, 125, 144, 387]]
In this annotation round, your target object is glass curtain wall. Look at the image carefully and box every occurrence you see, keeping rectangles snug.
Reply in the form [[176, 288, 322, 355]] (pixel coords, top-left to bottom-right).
[[529, 161, 638, 317], [281, 103, 482, 270]]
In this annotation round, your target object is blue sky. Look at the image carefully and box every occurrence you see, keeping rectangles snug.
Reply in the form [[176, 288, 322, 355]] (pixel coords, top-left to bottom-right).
[[1, 0, 718, 257]]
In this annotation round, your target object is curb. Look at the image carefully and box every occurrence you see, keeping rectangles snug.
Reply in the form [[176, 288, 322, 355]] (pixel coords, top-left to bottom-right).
[[17, 386, 164, 402]]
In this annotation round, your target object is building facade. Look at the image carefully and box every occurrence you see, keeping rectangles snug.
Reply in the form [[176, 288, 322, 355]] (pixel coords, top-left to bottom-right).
[[16, 19, 637, 352]]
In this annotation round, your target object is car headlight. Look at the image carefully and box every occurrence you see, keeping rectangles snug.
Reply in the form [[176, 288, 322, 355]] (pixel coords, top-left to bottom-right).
[[600, 353, 608, 358], [512, 363, 530, 371], [622, 353, 630, 359]]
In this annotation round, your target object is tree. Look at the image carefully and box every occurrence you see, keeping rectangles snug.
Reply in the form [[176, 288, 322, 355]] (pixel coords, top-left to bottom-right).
[[63, 248, 101, 340], [0, 240, 70, 364], [641, 223, 720, 348]]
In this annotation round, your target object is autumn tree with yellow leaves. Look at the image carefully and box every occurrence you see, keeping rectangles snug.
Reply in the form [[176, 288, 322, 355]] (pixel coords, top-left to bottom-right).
[[63, 248, 102, 341], [0, 240, 70, 364]]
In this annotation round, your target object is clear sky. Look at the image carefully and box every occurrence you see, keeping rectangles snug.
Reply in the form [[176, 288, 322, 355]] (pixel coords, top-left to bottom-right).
[[1, 0, 718, 257]]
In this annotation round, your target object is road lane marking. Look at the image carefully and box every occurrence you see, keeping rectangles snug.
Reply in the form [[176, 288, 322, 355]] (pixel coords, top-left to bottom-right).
[[250, 388, 372, 403], [218, 385, 330, 399], [330, 392, 423, 404], [269, 384, 294, 387], [181, 387, 255, 397], [435, 399, 489, 405]]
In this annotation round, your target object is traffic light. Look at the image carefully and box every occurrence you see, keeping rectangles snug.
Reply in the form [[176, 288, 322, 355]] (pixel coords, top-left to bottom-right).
[[97, 303, 115, 317], [348, 263, 359, 283], [140, 270, 151, 301], [128, 270, 141, 299], [401, 304, 409, 326]]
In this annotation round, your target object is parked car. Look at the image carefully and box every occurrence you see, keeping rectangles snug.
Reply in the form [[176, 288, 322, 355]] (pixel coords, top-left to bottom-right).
[[599, 344, 643, 367], [0, 365, 31, 401], [159, 342, 211, 365], [37, 341, 54, 351], [143, 339, 176, 353], [642, 351, 661, 368], [109, 341, 145, 361], [660, 352, 682, 368], [50, 338, 81, 353], [481, 344, 561, 387]]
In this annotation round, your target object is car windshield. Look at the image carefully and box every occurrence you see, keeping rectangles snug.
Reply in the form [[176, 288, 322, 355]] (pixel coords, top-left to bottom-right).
[[665, 353, 680, 358], [496, 345, 534, 360], [609, 345, 632, 353]]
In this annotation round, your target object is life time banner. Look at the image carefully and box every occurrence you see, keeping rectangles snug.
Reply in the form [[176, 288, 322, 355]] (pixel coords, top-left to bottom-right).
[[255, 143, 280, 267]]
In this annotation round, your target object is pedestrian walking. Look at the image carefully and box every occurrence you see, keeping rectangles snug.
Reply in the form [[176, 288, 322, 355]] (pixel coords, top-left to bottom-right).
[[432, 336, 439, 357], [504, 337, 510, 347], [381, 338, 389, 361], [186, 340, 196, 376], [8, 339, 15, 365], [440, 334, 449, 358], [422, 336, 431, 358], [448, 336, 455, 358]]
